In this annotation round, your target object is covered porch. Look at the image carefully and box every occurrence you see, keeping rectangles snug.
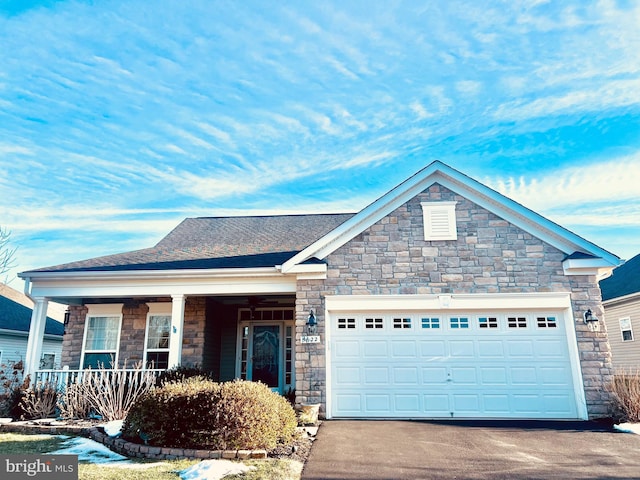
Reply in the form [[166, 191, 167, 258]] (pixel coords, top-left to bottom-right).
[[21, 267, 315, 398]]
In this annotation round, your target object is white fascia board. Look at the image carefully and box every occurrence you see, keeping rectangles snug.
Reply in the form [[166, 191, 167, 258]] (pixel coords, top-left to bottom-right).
[[25, 267, 299, 299], [20, 266, 282, 282], [603, 291, 640, 307], [282, 161, 621, 272], [325, 292, 572, 312]]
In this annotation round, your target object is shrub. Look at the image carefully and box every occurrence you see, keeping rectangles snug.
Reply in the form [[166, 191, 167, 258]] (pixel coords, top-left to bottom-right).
[[0, 361, 30, 419], [122, 379, 298, 450], [608, 369, 640, 422], [154, 364, 213, 387], [19, 381, 58, 420], [57, 381, 92, 420]]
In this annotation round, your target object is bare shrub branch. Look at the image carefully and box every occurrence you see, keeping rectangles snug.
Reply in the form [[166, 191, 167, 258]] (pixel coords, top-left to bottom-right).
[[608, 369, 640, 422], [81, 363, 156, 421]]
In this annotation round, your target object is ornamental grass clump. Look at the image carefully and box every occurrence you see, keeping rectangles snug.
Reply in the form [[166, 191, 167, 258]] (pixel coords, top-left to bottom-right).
[[608, 369, 640, 423], [122, 378, 298, 450]]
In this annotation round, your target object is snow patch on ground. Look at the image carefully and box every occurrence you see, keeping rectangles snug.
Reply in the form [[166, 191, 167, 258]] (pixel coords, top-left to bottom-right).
[[100, 419, 124, 437], [179, 459, 256, 480], [49, 436, 130, 464], [614, 423, 640, 435]]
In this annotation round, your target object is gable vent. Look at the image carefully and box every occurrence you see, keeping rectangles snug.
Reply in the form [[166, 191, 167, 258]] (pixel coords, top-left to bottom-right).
[[421, 201, 457, 241]]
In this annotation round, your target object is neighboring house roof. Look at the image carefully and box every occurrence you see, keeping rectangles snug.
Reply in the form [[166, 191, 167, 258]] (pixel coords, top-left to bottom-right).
[[600, 252, 640, 302], [0, 288, 64, 336], [21, 214, 355, 273]]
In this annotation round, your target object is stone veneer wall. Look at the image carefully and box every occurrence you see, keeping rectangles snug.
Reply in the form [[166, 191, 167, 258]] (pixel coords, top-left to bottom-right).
[[61, 297, 206, 369], [294, 183, 613, 418]]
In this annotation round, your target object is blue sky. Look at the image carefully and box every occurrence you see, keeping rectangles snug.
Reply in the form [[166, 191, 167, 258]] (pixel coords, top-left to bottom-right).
[[1, 0, 639, 286]]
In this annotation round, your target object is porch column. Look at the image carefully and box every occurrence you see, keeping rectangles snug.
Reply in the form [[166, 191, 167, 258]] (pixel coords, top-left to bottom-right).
[[168, 294, 186, 368], [25, 296, 49, 379]]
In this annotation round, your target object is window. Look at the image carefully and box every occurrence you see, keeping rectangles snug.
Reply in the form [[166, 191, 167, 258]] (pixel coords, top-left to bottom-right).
[[537, 316, 557, 328], [478, 317, 498, 329], [421, 201, 458, 241], [450, 317, 469, 329], [82, 304, 123, 369], [365, 318, 384, 329], [508, 316, 527, 328], [393, 317, 412, 329], [620, 318, 634, 342], [338, 318, 356, 329], [40, 353, 56, 369], [421, 317, 440, 329], [145, 304, 172, 369]]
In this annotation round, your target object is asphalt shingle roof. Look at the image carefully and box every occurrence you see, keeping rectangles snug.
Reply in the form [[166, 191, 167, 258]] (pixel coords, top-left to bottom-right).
[[0, 295, 64, 335], [25, 213, 355, 273], [600, 252, 640, 301]]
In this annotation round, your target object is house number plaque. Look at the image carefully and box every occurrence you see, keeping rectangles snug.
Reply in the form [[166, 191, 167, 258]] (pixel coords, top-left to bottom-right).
[[301, 335, 321, 344]]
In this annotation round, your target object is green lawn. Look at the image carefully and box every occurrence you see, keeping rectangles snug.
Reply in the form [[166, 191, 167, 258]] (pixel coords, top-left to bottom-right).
[[0, 433, 303, 480]]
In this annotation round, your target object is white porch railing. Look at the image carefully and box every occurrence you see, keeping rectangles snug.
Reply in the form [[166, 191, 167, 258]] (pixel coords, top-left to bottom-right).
[[34, 368, 166, 390]]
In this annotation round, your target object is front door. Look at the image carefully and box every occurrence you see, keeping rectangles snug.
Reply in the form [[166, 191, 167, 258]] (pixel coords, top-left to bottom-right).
[[237, 307, 295, 394], [251, 325, 280, 388]]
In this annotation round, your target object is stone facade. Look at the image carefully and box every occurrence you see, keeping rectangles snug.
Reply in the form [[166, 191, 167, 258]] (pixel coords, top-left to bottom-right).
[[61, 297, 206, 369], [294, 184, 613, 418]]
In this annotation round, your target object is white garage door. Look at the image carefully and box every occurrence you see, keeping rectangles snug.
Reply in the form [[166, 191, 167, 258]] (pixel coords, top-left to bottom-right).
[[329, 311, 579, 419]]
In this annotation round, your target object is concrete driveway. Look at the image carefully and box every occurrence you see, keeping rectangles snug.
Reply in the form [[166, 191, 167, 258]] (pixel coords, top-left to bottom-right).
[[301, 420, 640, 480]]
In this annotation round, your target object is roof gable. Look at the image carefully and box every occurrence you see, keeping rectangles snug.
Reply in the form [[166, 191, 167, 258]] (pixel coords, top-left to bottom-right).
[[282, 161, 620, 272]]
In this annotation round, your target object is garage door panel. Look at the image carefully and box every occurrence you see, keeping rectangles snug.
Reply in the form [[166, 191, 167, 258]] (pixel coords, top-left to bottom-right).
[[365, 395, 391, 412], [449, 340, 475, 357], [363, 340, 388, 357], [536, 339, 567, 358], [364, 366, 389, 384], [483, 394, 510, 413], [330, 310, 579, 419], [540, 367, 572, 385], [392, 340, 417, 357], [422, 366, 448, 384], [477, 340, 504, 358], [396, 394, 420, 412], [511, 367, 538, 384], [335, 366, 361, 385], [450, 367, 477, 384], [334, 340, 360, 358], [453, 394, 480, 412], [420, 340, 446, 357], [393, 366, 419, 384], [507, 340, 534, 357], [480, 367, 508, 385]]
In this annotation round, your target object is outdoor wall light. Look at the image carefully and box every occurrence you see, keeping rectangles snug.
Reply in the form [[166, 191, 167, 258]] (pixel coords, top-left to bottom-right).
[[584, 309, 599, 324], [306, 309, 317, 335]]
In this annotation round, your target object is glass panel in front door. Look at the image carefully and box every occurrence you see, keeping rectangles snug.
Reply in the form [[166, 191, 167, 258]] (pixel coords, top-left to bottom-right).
[[252, 325, 280, 388]]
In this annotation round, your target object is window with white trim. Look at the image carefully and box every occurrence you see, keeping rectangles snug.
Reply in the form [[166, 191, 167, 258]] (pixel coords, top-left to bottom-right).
[[421, 201, 458, 241], [145, 303, 172, 369], [81, 304, 123, 369], [620, 317, 634, 342]]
